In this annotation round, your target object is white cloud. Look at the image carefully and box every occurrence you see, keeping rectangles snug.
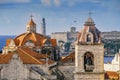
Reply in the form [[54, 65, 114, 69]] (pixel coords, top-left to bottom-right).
[[66, 0, 101, 6], [41, 0, 51, 6], [0, 0, 31, 4], [54, 0, 60, 6], [41, 0, 60, 7]]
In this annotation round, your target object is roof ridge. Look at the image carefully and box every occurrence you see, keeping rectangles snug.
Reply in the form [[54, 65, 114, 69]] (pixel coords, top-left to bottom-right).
[[18, 48, 45, 64]]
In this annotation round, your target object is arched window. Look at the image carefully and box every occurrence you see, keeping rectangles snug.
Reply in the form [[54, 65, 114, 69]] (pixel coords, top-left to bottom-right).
[[84, 52, 94, 72], [87, 34, 91, 42], [24, 40, 35, 47]]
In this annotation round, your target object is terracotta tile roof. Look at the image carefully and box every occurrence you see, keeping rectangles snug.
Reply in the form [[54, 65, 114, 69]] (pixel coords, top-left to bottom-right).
[[0, 48, 46, 64], [20, 47, 49, 59], [61, 52, 75, 63], [14, 32, 56, 47], [6, 39, 12, 46], [17, 48, 45, 64], [0, 52, 13, 64], [78, 26, 101, 44], [105, 71, 119, 79]]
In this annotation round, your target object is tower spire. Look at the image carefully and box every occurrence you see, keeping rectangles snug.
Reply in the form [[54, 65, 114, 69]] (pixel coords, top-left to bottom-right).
[[27, 15, 36, 33], [88, 11, 92, 18]]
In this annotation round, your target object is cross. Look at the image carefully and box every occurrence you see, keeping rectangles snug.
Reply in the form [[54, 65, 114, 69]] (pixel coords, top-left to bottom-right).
[[88, 11, 92, 17], [30, 14, 33, 19]]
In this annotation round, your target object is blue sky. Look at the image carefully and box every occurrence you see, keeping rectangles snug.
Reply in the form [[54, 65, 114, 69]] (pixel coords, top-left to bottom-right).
[[0, 0, 120, 35]]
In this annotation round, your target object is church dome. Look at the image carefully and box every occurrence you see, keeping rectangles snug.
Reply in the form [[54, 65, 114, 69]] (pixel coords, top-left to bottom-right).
[[14, 33, 47, 47], [14, 32, 57, 47]]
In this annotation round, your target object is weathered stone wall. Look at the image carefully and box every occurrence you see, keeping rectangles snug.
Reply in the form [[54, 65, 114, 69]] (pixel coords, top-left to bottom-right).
[[75, 44, 104, 72], [74, 44, 104, 80], [0, 54, 44, 80], [0, 54, 29, 80], [59, 66, 75, 80], [74, 72, 104, 80]]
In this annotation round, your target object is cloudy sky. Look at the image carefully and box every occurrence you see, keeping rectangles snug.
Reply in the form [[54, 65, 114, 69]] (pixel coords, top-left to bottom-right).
[[0, 0, 120, 35]]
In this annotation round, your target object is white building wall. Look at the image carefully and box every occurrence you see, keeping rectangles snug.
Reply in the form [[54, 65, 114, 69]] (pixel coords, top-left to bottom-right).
[[104, 64, 119, 71], [51, 32, 67, 43], [104, 53, 120, 71]]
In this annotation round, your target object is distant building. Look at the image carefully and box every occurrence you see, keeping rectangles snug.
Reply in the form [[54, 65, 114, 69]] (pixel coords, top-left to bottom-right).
[[51, 27, 78, 52], [101, 31, 120, 54], [41, 18, 46, 36], [51, 27, 78, 43], [104, 51, 120, 71], [101, 31, 120, 40]]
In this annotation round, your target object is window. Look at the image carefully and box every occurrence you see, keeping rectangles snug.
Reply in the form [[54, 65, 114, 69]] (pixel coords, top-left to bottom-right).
[[84, 52, 94, 72]]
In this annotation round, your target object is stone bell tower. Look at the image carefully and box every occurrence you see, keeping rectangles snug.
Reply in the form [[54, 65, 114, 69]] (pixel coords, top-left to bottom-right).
[[27, 15, 36, 33], [74, 14, 104, 80]]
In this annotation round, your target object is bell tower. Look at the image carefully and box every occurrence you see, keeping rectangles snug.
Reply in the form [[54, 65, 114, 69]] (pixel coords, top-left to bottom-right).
[[74, 14, 104, 80], [27, 15, 36, 33]]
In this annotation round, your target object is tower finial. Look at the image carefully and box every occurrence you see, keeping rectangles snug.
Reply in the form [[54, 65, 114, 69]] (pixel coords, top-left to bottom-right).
[[88, 11, 92, 18], [30, 14, 33, 19]]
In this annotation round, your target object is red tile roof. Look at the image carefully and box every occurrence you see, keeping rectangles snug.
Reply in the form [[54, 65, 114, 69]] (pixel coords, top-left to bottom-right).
[[28, 19, 36, 26], [61, 52, 75, 63], [17, 48, 45, 64], [0, 52, 13, 64], [0, 47, 52, 65], [105, 71, 119, 79], [14, 32, 56, 47]]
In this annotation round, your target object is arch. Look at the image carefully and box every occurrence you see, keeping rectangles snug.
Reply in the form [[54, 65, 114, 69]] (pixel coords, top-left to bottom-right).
[[84, 52, 94, 72], [85, 32, 93, 43]]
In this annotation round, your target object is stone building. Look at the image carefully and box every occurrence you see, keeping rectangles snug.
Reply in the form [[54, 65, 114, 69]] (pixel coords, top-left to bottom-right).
[[51, 27, 78, 43], [101, 31, 120, 40], [74, 16, 104, 80]]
